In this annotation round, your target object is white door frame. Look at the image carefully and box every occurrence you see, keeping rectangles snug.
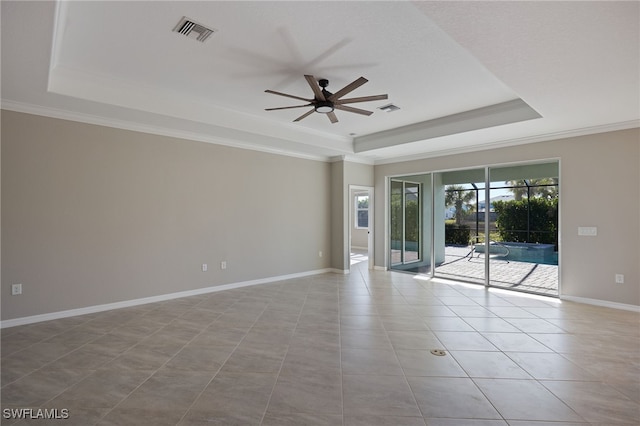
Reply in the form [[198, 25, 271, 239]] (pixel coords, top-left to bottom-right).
[[348, 185, 374, 270]]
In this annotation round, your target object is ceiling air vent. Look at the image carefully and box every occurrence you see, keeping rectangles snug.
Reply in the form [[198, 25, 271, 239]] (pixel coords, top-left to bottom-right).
[[378, 104, 400, 113], [173, 17, 216, 43]]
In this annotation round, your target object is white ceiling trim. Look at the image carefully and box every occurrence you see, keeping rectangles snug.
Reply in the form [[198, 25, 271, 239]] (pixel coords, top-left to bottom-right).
[[47, 64, 353, 153], [354, 99, 541, 153], [4, 99, 636, 166], [374, 119, 640, 165], [0, 100, 335, 163]]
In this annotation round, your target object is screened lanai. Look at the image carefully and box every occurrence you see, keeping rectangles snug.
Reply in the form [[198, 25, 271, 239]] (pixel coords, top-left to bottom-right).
[[389, 161, 559, 297]]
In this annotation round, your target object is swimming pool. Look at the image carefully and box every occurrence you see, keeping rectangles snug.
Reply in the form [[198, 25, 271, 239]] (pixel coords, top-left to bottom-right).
[[474, 242, 558, 265]]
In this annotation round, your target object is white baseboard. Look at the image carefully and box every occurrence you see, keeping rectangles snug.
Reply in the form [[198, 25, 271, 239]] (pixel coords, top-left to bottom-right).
[[561, 295, 640, 312], [373, 265, 387, 271], [1, 268, 335, 328]]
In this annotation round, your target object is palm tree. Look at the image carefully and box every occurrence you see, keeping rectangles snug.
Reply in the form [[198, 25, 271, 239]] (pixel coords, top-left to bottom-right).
[[445, 185, 476, 225], [505, 178, 558, 200]]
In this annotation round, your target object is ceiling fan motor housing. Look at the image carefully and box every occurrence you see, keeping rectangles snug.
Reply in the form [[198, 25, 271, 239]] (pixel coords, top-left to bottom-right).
[[315, 100, 334, 114]]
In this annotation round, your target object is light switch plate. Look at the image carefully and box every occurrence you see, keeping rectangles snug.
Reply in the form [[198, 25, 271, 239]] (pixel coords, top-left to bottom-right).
[[578, 226, 597, 236]]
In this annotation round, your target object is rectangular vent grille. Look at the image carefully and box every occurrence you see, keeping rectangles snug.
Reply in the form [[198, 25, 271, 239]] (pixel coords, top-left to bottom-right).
[[378, 104, 400, 112], [173, 17, 216, 43]]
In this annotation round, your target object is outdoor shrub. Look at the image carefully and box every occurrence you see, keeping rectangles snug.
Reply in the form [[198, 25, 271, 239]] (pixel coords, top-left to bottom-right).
[[445, 223, 470, 245], [493, 198, 558, 245]]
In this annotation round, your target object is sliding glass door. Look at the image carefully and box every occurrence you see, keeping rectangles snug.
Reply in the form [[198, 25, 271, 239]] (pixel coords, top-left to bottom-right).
[[433, 169, 486, 285], [389, 161, 559, 296], [487, 163, 559, 296], [390, 177, 432, 274]]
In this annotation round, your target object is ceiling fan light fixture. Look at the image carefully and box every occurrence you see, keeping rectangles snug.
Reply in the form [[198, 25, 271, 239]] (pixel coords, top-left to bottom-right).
[[315, 101, 334, 114]]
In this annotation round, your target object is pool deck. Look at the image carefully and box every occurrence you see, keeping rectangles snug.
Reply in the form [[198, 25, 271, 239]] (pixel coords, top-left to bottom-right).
[[435, 245, 559, 296]]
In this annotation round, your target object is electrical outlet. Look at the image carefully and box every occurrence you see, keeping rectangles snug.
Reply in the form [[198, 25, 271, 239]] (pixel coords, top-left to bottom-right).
[[221, 261, 227, 270], [319, 251, 323, 258], [615, 274, 624, 284], [202, 263, 208, 272], [11, 284, 22, 295]]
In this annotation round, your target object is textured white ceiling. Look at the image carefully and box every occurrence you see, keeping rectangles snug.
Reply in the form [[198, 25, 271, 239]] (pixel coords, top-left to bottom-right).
[[2, 1, 638, 162]]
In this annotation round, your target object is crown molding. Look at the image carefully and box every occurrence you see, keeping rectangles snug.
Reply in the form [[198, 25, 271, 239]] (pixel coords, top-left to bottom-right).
[[373, 120, 640, 166], [1, 100, 337, 163]]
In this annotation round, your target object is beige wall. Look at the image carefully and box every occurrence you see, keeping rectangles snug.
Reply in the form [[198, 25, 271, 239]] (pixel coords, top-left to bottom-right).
[[1, 111, 331, 320], [375, 128, 640, 306], [3, 110, 637, 322], [330, 160, 344, 271]]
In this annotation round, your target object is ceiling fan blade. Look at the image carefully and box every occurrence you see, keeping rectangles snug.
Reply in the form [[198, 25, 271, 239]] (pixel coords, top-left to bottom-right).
[[327, 111, 339, 124], [334, 94, 388, 105], [265, 90, 312, 103], [334, 104, 373, 116], [328, 76, 368, 101], [304, 75, 325, 101], [265, 104, 312, 111], [293, 108, 315, 122]]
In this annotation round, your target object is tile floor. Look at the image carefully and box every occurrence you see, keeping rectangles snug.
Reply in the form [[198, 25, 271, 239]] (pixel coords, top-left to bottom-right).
[[1, 262, 639, 425]]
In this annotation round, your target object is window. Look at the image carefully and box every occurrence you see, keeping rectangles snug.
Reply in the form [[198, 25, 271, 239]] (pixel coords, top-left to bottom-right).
[[355, 194, 369, 229]]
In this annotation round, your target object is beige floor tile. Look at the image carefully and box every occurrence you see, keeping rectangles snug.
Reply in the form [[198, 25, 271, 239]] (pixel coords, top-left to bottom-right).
[[448, 306, 498, 318], [387, 330, 443, 350], [505, 422, 588, 426], [433, 331, 499, 351], [117, 369, 212, 411], [408, 376, 501, 419], [463, 317, 521, 333], [192, 326, 249, 346], [451, 351, 531, 379], [396, 349, 467, 377], [189, 371, 277, 421], [280, 343, 341, 375], [2, 267, 638, 425], [423, 316, 475, 331], [380, 315, 429, 331], [268, 373, 342, 415], [98, 408, 185, 426], [505, 352, 598, 381], [505, 318, 566, 333], [339, 315, 385, 331], [219, 342, 288, 373], [40, 407, 111, 426], [485, 306, 539, 318], [474, 378, 585, 422], [1, 368, 93, 407], [414, 305, 458, 317], [425, 420, 507, 426], [481, 332, 553, 352], [541, 380, 640, 424], [341, 328, 393, 350], [344, 414, 426, 425], [343, 374, 421, 417], [163, 344, 235, 372], [49, 369, 153, 408], [262, 411, 343, 426], [101, 345, 174, 371], [342, 348, 404, 376]]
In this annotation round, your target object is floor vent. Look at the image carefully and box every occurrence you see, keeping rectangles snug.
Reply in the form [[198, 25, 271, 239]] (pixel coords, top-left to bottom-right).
[[173, 17, 216, 43]]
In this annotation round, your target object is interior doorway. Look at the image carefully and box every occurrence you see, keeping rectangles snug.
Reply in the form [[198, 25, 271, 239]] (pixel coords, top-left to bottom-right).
[[349, 185, 374, 270]]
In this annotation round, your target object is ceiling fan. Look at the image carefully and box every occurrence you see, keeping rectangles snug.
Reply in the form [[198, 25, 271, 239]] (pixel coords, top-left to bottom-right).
[[265, 75, 388, 123]]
